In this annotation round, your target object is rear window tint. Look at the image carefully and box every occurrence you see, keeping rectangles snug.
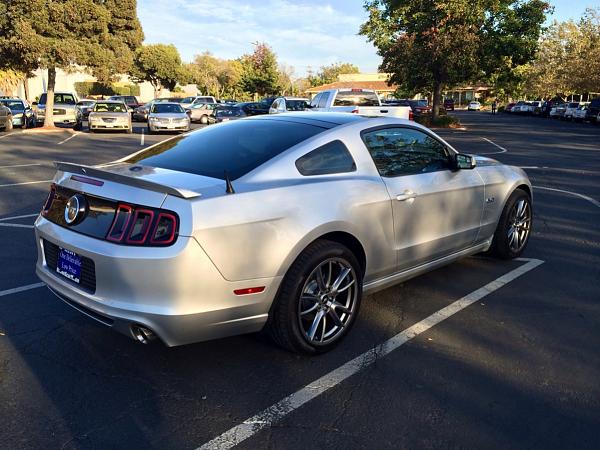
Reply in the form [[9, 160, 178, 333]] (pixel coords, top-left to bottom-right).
[[333, 91, 379, 107], [126, 119, 327, 180]]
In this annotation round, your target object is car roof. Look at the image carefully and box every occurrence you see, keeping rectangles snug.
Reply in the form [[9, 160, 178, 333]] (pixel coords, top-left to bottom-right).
[[152, 102, 183, 106], [280, 97, 308, 101], [95, 100, 126, 104]]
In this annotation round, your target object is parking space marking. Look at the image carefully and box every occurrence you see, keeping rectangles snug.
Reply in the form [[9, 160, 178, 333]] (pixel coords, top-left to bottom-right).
[[0, 163, 43, 169], [0, 213, 39, 222], [0, 223, 34, 229], [0, 132, 17, 140], [57, 132, 80, 145], [480, 137, 508, 154], [0, 179, 52, 188], [0, 282, 44, 298], [534, 186, 600, 208], [198, 258, 545, 450], [140, 128, 145, 146]]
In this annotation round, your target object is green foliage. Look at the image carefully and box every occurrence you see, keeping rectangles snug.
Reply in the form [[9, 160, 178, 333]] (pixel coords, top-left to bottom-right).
[[415, 114, 460, 128], [360, 0, 550, 118], [239, 43, 281, 96], [187, 52, 244, 98], [308, 62, 360, 86], [131, 44, 186, 96], [74, 81, 140, 98]]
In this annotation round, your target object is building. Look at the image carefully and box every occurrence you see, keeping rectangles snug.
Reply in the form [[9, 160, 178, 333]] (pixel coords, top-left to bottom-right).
[[305, 73, 397, 98]]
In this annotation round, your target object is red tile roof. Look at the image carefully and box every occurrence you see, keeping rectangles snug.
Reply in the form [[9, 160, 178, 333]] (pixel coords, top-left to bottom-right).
[[305, 80, 397, 93]]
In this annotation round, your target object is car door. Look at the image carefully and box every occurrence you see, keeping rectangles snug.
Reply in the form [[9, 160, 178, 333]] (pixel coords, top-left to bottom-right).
[[361, 126, 485, 271]]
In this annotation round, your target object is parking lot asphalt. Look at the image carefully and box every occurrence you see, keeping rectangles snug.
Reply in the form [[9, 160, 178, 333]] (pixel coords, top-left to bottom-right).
[[0, 113, 599, 449]]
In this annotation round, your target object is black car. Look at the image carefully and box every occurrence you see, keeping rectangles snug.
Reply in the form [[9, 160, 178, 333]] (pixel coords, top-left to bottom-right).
[[214, 105, 247, 122], [238, 102, 270, 116], [540, 98, 565, 117], [0, 98, 36, 128], [585, 98, 600, 123]]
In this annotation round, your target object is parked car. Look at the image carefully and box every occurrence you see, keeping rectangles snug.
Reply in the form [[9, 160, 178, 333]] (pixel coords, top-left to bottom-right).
[[539, 99, 564, 117], [108, 95, 141, 110], [573, 104, 589, 122], [443, 98, 455, 111], [34, 113, 533, 353], [147, 102, 190, 133], [504, 102, 516, 113], [0, 103, 13, 131], [33, 92, 79, 126], [467, 101, 481, 111], [550, 103, 568, 119], [76, 100, 96, 120], [584, 98, 600, 123], [511, 101, 532, 114], [214, 104, 247, 122], [0, 98, 36, 128], [309, 88, 411, 119], [269, 97, 310, 114], [562, 102, 580, 120], [85, 100, 132, 133], [237, 102, 270, 116], [187, 103, 217, 124], [179, 96, 217, 109], [529, 101, 542, 114]]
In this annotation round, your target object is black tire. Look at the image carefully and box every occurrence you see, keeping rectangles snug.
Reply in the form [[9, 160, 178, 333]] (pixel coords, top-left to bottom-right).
[[489, 189, 532, 259], [6, 119, 13, 132], [126, 126, 132, 134], [200, 115, 208, 125], [267, 239, 363, 354], [73, 121, 82, 131], [147, 126, 154, 135]]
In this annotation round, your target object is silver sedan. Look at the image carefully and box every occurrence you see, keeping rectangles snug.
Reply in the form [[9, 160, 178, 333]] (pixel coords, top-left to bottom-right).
[[34, 113, 532, 353], [86, 101, 132, 133], [147, 102, 190, 133]]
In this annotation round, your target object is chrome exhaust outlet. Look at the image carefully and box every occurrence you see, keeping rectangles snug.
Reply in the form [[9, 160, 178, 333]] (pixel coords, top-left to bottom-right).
[[131, 325, 157, 344]]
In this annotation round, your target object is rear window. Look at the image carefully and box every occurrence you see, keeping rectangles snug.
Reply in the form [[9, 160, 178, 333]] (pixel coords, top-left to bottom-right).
[[286, 100, 309, 111], [333, 90, 379, 107], [0, 100, 24, 111], [125, 119, 327, 180], [216, 106, 244, 117], [94, 102, 127, 113], [39, 93, 76, 105]]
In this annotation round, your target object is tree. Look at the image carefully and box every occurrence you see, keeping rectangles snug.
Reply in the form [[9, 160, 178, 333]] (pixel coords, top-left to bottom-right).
[[360, 0, 550, 119], [0, 0, 143, 128], [319, 62, 360, 85], [131, 44, 186, 98], [239, 43, 281, 97]]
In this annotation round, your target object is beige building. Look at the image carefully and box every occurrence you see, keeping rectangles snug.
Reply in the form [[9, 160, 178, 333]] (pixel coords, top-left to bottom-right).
[[305, 73, 398, 99]]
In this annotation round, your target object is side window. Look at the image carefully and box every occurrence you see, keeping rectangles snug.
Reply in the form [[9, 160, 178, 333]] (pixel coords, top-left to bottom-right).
[[361, 127, 450, 177], [295, 140, 356, 176], [271, 99, 280, 110], [317, 92, 330, 108], [310, 93, 322, 108]]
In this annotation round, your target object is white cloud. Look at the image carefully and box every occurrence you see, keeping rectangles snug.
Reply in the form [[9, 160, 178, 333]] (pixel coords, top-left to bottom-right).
[[137, 0, 382, 75]]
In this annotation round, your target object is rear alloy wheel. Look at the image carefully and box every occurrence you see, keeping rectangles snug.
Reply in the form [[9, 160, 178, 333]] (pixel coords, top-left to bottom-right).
[[268, 240, 362, 354], [490, 189, 532, 259]]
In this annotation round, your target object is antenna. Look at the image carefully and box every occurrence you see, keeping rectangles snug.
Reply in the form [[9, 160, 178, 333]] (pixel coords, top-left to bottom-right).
[[224, 170, 235, 194]]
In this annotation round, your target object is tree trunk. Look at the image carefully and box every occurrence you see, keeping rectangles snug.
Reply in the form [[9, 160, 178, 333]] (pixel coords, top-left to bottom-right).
[[23, 76, 30, 102], [43, 67, 56, 129], [432, 79, 443, 122]]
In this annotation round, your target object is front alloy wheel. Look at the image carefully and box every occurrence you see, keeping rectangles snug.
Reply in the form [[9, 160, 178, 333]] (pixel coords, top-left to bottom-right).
[[490, 189, 532, 259]]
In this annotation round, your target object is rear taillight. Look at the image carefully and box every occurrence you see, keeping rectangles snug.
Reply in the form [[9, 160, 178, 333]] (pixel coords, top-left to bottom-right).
[[351, 108, 359, 114], [409, 110, 414, 121], [106, 203, 178, 246], [41, 184, 56, 217]]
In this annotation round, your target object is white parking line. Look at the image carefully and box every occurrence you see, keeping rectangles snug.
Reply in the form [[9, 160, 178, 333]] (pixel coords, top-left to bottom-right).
[[0, 163, 43, 169], [0, 282, 45, 298], [140, 128, 145, 146], [534, 186, 600, 208], [0, 132, 16, 140], [57, 132, 80, 145], [481, 137, 508, 154], [0, 180, 52, 188], [0, 223, 34, 229], [0, 213, 39, 222], [198, 258, 545, 450]]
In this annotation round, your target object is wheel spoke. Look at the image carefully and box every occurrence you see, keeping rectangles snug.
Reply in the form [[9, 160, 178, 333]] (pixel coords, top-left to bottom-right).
[[320, 315, 327, 341], [328, 308, 344, 328], [307, 310, 325, 341], [331, 267, 351, 293], [300, 302, 319, 316], [516, 200, 526, 218], [332, 301, 352, 315], [315, 266, 326, 292], [325, 261, 332, 288], [337, 279, 355, 293]]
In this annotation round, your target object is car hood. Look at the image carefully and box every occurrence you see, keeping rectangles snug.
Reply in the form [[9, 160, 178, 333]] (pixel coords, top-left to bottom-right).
[[473, 155, 501, 167], [89, 112, 129, 118], [149, 113, 188, 119]]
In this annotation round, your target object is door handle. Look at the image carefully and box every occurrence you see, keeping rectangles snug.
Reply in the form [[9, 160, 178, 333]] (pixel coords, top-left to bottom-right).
[[396, 190, 418, 202]]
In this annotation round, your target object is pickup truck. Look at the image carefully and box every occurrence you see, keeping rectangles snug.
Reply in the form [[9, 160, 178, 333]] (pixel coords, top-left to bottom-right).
[[33, 92, 79, 126], [309, 88, 412, 119]]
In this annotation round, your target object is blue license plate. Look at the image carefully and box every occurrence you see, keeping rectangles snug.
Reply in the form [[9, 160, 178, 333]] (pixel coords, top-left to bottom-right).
[[56, 248, 82, 284]]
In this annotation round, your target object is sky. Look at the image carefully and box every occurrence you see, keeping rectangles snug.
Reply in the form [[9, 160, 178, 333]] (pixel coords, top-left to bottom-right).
[[137, 0, 595, 77]]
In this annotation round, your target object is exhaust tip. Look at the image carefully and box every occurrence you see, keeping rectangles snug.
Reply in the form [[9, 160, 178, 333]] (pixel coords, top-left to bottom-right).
[[131, 325, 156, 344]]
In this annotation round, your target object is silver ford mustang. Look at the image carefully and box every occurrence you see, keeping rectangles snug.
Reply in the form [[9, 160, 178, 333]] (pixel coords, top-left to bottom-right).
[[34, 113, 532, 354]]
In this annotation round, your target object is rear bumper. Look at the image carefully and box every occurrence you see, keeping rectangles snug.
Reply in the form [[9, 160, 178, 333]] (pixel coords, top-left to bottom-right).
[[89, 123, 130, 130], [35, 216, 281, 346]]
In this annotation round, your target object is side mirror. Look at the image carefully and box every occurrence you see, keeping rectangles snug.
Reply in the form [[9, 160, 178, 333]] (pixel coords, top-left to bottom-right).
[[454, 153, 476, 170]]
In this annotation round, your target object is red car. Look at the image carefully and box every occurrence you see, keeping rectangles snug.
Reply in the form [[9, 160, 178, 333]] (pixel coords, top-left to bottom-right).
[[443, 98, 455, 111], [504, 102, 516, 113]]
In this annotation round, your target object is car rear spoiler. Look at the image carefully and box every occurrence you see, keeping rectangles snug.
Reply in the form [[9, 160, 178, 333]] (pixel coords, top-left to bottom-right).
[[54, 161, 201, 199]]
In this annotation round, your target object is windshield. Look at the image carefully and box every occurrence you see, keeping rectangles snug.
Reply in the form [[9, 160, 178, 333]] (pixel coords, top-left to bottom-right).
[[0, 100, 24, 111], [286, 100, 309, 111], [181, 97, 195, 103], [125, 119, 327, 180], [39, 93, 76, 105], [152, 103, 185, 114], [333, 91, 379, 107], [215, 106, 244, 117], [94, 102, 127, 113]]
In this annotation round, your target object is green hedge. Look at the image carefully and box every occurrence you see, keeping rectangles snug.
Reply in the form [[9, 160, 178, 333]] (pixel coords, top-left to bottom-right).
[[74, 82, 140, 98], [415, 114, 461, 128]]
